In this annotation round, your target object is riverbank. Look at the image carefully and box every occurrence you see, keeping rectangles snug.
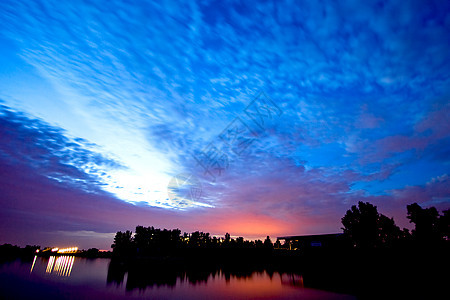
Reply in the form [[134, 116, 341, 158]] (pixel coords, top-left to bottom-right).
[[106, 244, 449, 299], [0, 244, 113, 261]]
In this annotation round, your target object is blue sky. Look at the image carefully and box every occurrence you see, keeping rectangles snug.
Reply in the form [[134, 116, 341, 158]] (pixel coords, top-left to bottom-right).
[[0, 0, 449, 248]]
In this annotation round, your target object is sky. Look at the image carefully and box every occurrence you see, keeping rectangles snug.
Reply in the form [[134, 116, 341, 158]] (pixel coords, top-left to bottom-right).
[[0, 0, 449, 249]]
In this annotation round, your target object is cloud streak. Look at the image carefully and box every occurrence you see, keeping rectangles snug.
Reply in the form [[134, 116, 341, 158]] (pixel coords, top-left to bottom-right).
[[0, 0, 449, 247]]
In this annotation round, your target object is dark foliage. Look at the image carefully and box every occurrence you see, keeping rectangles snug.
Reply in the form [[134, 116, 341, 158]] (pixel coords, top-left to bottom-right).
[[111, 226, 273, 257], [341, 201, 405, 248], [407, 203, 449, 244]]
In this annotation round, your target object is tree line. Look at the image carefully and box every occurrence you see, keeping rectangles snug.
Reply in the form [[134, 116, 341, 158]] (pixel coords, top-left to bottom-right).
[[342, 202, 449, 248], [111, 202, 449, 256], [111, 226, 274, 256]]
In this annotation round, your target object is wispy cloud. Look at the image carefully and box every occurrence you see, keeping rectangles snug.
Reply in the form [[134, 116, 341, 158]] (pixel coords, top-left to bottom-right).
[[0, 0, 449, 247]]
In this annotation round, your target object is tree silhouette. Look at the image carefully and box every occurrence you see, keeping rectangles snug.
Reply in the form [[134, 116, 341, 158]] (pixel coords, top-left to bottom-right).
[[342, 201, 403, 248], [236, 237, 244, 247], [264, 236, 273, 249], [224, 233, 231, 243], [438, 209, 450, 241], [274, 239, 281, 249], [111, 230, 134, 256], [407, 203, 443, 243], [377, 214, 403, 247], [134, 226, 153, 254], [86, 248, 99, 257], [342, 201, 379, 248]]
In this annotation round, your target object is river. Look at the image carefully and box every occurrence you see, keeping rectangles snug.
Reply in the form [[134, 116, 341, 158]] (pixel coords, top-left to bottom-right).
[[0, 256, 355, 299]]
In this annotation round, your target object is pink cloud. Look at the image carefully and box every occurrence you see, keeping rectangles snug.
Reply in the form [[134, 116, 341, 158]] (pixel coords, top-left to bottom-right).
[[415, 103, 450, 140], [351, 101, 449, 165], [355, 112, 384, 129]]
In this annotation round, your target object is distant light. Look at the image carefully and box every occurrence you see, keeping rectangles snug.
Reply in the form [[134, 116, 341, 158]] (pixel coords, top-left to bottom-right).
[[51, 247, 59, 252], [57, 247, 78, 253], [36, 249, 39, 253]]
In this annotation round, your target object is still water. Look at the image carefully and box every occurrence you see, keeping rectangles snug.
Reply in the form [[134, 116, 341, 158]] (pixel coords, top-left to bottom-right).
[[0, 256, 355, 299]]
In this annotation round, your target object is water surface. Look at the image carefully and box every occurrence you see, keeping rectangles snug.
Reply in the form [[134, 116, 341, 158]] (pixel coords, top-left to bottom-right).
[[0, 256, 355, 299]]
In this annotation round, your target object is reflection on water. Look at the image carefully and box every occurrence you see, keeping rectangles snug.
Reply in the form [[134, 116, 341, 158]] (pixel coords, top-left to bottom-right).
[[281, 273, 304, 288], [0, 257, 355, 299], [31, 255, 75, 277], [29, 256, 37, 274], [104, 259, 354, 299]]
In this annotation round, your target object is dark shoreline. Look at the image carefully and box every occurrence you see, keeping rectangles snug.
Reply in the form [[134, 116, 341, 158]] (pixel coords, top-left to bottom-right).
[[105, 245, 448, 299], [1, 242, 449, 299]]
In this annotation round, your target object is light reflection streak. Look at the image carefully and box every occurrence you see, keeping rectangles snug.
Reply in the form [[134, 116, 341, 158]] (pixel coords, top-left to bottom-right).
[[54, 257, 60, 274], [45, 256, 75, 277], [67, 257, 74, 276], [62, 256, 68, 276], [30, 256, 37, 274], [46, 256, 55, 273]]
